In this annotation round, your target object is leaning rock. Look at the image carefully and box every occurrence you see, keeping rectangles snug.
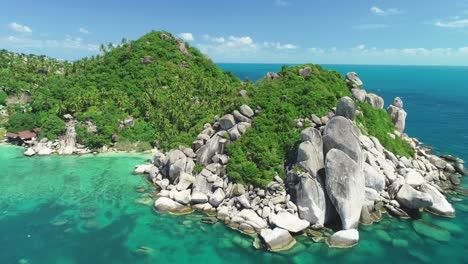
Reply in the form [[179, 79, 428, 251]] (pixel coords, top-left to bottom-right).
[[345, 72, 363, 89], [260, 228, 296, 252], [270, 211, 310, 233], [363, 163, 385, 193], [365, 93, 384, 109], [323, 116, 363, 167], [420, 183, 455, 217], [396, 184, 433, 209], [196, 134, 223, 165], [154, 197, 191, 214], [327, 229, 359, 248], [297, 128, 324, 176], [387, 105, 407, 133], [335, 96, 356, 121], [209, 188, 225, 207], [325, 149, 365, 230]]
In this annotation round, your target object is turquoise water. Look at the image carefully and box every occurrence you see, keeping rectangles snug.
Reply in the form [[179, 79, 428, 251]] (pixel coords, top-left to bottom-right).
[[1, 64, 467, 263]]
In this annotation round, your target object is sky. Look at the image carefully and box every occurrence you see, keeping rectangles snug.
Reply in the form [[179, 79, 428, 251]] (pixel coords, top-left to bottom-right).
[[1, 0, 468, 65]]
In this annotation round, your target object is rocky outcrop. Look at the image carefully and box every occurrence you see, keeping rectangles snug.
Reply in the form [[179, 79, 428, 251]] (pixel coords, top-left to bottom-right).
[[345, 72, 363, 89], [327, 229, 359, 248], [299, 67, 312, 77], [396, 184, 433, 209], [177, 40, 192, 58], [154, 197, 192, 214], [351, 88, 366, 102], [335, 96, 356, 121], [365, 93, 384, 109], [420, 183, 455, 217], [325, 149, 365, 230], [269, 211, 310, 233], [387, 97, 407, 133], [266, 72, 280, 80], [58, 125, 77, 155], [297, 127, 324, 176]]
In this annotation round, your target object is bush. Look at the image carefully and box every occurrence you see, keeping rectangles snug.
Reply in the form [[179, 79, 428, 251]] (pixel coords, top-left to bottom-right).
[[39, 114, 65, 140], [0, 92, 7, 105], [5, 112, 39, 132]]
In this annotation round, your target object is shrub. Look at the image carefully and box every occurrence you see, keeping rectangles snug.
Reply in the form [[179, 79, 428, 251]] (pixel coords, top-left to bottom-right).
[[5, 112, 39, 132]]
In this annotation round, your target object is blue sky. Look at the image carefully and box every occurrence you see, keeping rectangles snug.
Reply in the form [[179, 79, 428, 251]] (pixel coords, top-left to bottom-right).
[[1, 0, 468, 65]]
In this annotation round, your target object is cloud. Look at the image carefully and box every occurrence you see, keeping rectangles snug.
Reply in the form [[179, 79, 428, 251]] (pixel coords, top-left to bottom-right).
[[79, 27, 90, 34], [275, 0, 291, 6], [354, 24, 389, 30], [8, 22, 32, 33], [226, 36, 255, 47], [178, 32, 194, 41], [1, 35, 98, 51], [370, 6, 403, 16], [434, 18, 468, 28], [354, 44, 366, 50], [203, 34, 225, 43], [263, 42, 298, 50], [308, 47, 325, 54]]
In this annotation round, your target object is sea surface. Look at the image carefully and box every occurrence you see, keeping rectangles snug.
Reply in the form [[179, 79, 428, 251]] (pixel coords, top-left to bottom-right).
[[0, 64, 467, 264]]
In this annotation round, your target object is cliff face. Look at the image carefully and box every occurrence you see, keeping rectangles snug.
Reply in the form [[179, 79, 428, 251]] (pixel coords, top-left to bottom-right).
[[58, 125, 77, 155]]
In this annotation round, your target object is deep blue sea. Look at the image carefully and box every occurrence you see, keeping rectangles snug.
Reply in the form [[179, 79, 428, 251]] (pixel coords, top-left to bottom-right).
[[0, 64, 467, 264]]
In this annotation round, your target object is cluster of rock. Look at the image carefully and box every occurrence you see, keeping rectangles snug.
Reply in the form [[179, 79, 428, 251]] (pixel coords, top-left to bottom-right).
[[133, 71, 465, 252], [23, 124, 90, 156]]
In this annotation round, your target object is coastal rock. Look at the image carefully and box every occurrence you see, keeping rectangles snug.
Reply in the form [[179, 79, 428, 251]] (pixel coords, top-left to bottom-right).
[[266, 72, 280, 80], [403, 170, 425, 187], [176, 173, 195, 191], [327, 229, 359, 248], [239, 104, 254, 118], [323, 116, 363, 167], [196, 134, 223, 165], [154, 197, 191, 214], [237, 195, 251, 209], [209, 188, 225, 207], [58, 125, 77, 155], [287, 172, 327, 226], [169, 157, 194, 182], [345, 72, 363, 89], [219, 114, 236, 130], [237, 209, 268, 230], [351, 88, 366, 102], [429, 155, 447, 170], [191, 192, 208, 204], [325, 149, 365, 230], [335, 96, 356, 121], [363, 163, 385, 193], [392, 97, 403, 108], [396, 184, 433, 209], [420, 183, 455, 217], [365, 93, 384, 109], [24, 148, 36, 157], [174, 190, 191, 205], [297, 128, 324, 176], [387, 105, 407, 133], [270, 211, 310, 233], [260, 228, 296, 252]]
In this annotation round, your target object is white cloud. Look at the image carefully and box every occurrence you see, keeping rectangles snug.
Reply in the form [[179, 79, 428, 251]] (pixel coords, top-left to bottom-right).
[[370, 6, 403, 16], [79, 27, 90, 34], [434, 18, 468, 28], [354, 44, 366, 50], [275, 0, 291, 6], [8, 22, 32, 33], [263, 42, 298, 50], [308, 47, 325, 54], [1, 35, 98, 51], [459, 47, 468, 53], [203, 35, 225, 43], [178, 32, 194, 41], [354, 24, 389, 30], [226, 36, 255, 47]]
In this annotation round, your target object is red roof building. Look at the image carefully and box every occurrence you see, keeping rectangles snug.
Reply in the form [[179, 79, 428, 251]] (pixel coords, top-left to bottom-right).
[[5, 132, 18, 138], [18, 131, 37, 140]]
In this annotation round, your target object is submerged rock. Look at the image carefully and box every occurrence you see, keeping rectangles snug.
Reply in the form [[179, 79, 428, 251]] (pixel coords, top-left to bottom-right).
[[327, 229, 359, 248], [260, 228, 296, 252], [412, 221, 451, 242], [270, 211, 310, 233]]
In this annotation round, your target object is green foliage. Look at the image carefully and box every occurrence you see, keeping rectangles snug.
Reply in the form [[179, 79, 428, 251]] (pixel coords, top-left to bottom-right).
[[356, 102, 415, 158], [193, 163, 204, 174], [0, 92, 7, 105], [227, 64, 351, 187], [5, 112, 39, 132], [115, 140, 152, 152], [39, 114, 65, 140]]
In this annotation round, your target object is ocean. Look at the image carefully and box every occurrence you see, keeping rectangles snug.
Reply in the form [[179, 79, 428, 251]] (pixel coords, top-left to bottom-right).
[[0, 64, 467, 263]]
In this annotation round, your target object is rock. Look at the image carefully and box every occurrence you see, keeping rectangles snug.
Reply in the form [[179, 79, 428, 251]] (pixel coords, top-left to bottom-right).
[[160, 33, 170, 40], [176, 173, 195, 191], [392, 97, 403, 108], [325, 149, 365, 230], [133, 164, 153, 175], [345, 72, 363, 89], [335, 96, 356, 120], [237, 122, 251, 135], [239, 223, 255, 234], [351, 88, 366, 102], [403, 170, 426, 187], [412, 221, 451, 242], [420, 183, 455, 217], [262, 207, 271, 218], [191, 192, 208, 204], [270, 211, 310, 233], [239, 104, 254, 118], [299, 67, 312, 77], [196, 134, 223, 165], [238, 209, 268, 230], [449, 174, 461, 185], [24, 148, 36, 157], [365, 93, 384, 109], [392, 239, 409, 248], [297, 133, 324, 177], [327, 229, 359, 248], [454, 162, 465, 175], [169, 157, 193, 182], [154, 197, 191, 214], [396, 184, 433, 209], [238, 90, 248, 97], [177, 40, 192, 57], [140, 56, 153, 65], [58, 125, 77, 155], [287, 172, 327, 226], [323, 116, 363, 167], [233, 110, 250, 123], [37, 147, 52, 156], [174, 190, 191, 205], [228, 125, 241, 141], [429, 155, 447, 169], [237, 195, 251, 209], [363, 163, 385, 192], [387, 105, 407, 133], [266, 72, 280, 80], [209, 188, 225, 207], [201, 216, 218, 224], [219, 114, 236, 130], [260, 228, 296, 252]]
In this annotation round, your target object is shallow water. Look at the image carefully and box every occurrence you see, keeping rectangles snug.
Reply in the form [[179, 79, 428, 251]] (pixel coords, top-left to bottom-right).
[[0, 144, 466, 264]]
